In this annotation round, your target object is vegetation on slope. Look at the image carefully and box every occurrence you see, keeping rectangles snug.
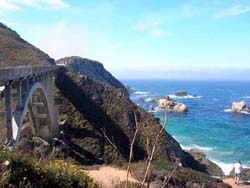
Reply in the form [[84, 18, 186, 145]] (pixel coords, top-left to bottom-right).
[[131, 160, 231, 188], [0, 147, 99, 188], [55, 66, 206, 170], [56, 56, 127, 94], [0, 23, 54, 68]]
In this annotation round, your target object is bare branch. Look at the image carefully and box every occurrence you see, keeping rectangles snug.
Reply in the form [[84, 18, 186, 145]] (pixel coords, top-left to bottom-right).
[[125, 109, 139, 188], [100, 128, 118, 151], [140, 111, 168, 188], [160, 165, 177, 188]]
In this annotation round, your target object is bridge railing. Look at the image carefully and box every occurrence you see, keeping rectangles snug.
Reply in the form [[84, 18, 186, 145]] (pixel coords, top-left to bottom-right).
[[0, 65, 56, 85]]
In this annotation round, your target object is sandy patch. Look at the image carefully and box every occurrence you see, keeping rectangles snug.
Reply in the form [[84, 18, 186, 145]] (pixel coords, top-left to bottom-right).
[[223, 177, 250, 188], [84, 166, 138, 188]]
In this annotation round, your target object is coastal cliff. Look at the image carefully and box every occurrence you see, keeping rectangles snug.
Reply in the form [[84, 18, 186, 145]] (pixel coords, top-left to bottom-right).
[[56, 56, 127, 94], [0, 23, 230, 188], [55, 66, 186, 164]]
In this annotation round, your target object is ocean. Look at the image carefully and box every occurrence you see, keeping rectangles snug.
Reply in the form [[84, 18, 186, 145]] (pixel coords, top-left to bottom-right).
[[122, 79, 250, 175]]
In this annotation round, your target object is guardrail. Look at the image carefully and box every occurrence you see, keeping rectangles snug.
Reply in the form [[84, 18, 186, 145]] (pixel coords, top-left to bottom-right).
[[0, 65, 56, 85]]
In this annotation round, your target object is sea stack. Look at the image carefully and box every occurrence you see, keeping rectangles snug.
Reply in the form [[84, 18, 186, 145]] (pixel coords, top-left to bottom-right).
[[175, 90, 188, 97], [231, 100, 250, 113], [157, 98, 188, 113]]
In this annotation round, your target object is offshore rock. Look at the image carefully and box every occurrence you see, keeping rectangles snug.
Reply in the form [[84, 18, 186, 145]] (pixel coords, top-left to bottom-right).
[[174, 103, 188, 113], [157, 98, 175, 109], [157, 98, 188, 113], [231, 101, 247, 112], [175, 90, 188, 96], [231, 100, 250, 114]]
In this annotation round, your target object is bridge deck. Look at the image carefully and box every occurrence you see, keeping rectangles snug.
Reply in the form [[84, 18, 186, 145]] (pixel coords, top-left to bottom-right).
[[0, 66, 56, 85]]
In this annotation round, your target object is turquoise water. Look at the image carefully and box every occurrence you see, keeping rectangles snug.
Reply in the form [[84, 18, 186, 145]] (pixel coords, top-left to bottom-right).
[[122, 80, 250, 174]]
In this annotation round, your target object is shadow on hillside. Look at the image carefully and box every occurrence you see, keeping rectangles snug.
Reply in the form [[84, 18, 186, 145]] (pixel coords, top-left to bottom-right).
[[55, 67, 131, 164]]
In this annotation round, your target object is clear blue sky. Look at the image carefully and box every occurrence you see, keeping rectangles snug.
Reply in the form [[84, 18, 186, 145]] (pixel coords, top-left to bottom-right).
[[0, 0, 250, 80]]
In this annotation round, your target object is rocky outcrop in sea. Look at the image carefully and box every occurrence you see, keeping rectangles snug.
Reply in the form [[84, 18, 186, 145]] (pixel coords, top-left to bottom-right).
[[157, 97, 188, 113], [231, 100, 250, 114]]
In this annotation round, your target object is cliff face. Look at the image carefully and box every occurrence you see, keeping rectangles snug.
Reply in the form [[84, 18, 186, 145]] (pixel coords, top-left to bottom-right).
[[55, 67, 205, 169], [56, 56, 127, 94], [55, 67, 187, 164], [0, 23, 55, 67]]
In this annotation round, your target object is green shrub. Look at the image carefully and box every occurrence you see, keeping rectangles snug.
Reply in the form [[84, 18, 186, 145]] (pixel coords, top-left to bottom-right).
[[0, 149, 100, 188]]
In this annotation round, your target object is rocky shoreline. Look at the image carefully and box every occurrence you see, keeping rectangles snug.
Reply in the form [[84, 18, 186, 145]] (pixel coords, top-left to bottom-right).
[[185, 149, 224, 177]]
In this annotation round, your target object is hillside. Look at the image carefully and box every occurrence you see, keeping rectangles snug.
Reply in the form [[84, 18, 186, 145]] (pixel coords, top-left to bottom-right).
[[55, 66, 186, 164], [56, 56, 127, 93], [0, 23, 54, 67], [54, 66, 230, 187]]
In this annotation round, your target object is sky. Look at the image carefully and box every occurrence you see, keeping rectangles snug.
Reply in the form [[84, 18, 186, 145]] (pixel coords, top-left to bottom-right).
[[0, 0, 250, 80]]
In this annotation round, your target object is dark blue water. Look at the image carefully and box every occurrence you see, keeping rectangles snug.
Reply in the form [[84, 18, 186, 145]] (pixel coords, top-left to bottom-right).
[[122, 80, 250, 174]]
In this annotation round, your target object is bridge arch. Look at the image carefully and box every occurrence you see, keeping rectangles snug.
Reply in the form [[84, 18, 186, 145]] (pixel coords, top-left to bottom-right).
[[13, 82, 52, 147]]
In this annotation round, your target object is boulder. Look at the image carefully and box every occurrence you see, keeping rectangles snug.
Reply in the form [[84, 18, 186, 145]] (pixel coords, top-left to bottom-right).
[[174, 103, 188, 113], [187, 149, 224, 177], [157, 98, 188, 113], [157, 98, 175, 109], [231, 101, 247, 113], [157, 99, 175, 109], [175, 90, 188, 96]]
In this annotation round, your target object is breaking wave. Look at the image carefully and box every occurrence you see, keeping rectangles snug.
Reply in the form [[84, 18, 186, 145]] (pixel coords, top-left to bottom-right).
[[168, 94, 202, 99], [134, 91, 150, 95], [243, 96, 250, 99]]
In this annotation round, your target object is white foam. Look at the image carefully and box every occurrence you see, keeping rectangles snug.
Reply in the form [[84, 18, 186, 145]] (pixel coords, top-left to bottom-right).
[[193, 145, 213, 151], [148, 109, 157, 113], [145, 97, 155, 102], [241, 111, 250, 114], [224, 109, 232, 112], [180, 144, 213, 151], [180, 144, 192, 150], [212, 98, 219, 101], [243, 96, 250, 99], [134, 91, 150, 95], [210, 160, 234, 175], [224, 109, 250, 114], [168, 94, 202, 99], [180, 143, 235, 175]]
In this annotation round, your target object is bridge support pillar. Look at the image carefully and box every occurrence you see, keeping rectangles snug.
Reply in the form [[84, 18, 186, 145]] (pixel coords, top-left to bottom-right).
[[17, 80, 23, 109], [26, 77, 30, 91], [45, 72, 58, 136], [5, 82, 13, 144]]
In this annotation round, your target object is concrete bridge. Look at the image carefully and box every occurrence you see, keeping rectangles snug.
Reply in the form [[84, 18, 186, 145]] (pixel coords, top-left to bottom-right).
[[0, 66, 58, 148]]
